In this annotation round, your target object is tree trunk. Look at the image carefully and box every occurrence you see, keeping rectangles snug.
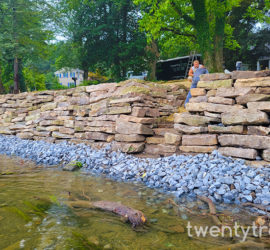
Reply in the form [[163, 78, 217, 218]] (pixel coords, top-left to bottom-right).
[[147, 39, 159, 81], [191, 0, 214, 72], [14, 57, 19, 94], [83, 70, 88, 81], [213, 2, 225, 72], [0, 63, 5, 94]]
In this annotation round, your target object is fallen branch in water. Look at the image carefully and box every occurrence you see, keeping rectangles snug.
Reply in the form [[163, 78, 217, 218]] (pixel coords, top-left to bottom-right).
[[167, 198, 197, 215], [67, 200, 146, 228], [198, 196, 222, 226]]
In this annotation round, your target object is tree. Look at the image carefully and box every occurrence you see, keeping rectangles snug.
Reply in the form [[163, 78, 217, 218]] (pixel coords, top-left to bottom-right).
[[0, 0, 53, 93], [61, 0, 147, 81]]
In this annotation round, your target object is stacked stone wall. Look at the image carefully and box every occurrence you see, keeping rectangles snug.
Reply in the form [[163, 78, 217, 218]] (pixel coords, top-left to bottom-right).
[[0, 71, 270, 162], [174, 71, 270, 162]]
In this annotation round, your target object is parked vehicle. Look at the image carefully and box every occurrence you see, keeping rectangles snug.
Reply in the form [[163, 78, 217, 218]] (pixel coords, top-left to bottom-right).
[[127, 71, 148, 80]]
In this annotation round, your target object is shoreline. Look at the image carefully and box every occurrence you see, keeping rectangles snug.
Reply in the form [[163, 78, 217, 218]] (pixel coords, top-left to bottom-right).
[[0, 134, 269, 215]]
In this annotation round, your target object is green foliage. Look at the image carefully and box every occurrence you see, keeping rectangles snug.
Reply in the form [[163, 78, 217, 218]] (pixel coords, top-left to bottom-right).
[[23, 67, 46, 91]]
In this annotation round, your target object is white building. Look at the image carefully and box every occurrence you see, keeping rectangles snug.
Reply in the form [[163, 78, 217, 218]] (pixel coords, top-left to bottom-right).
[[54, 68, 84, 87]]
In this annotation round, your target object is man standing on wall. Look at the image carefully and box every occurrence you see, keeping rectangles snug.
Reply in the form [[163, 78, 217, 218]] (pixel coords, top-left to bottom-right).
[[184, 60, 209, 107]]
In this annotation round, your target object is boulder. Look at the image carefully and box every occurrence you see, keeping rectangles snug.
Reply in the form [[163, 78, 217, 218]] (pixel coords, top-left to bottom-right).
[[221, 110, 269, 125], [115, 119, 153, 135], [164, 132, 181, 145], [218, 134, 270, 149], [208, 96, 235, 105], [208, 125, 244, 134], [247, 102, 270, 112], [197, 79, 232, 89], [182, 134, 217, 146], [200, 73, 231, 81], [190, 88, 206, 96], [262, 149, 270, 161], [115, 134, 145, 142], [247, 126, 270, 136], [174, 124, 208, 134], [236, 94, 270, 104], [234, 77, 270, 88], [218, 147, 258, 159], [216, 87, 255, 98], [186, 102, 244, 113], [179, 145, 217, 153], [232, 70, 270, 79], [174, 113, 219, 126]]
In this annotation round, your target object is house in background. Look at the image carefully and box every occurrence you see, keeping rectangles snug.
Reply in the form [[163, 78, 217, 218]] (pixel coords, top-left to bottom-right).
[[54, 68, 84, 87]]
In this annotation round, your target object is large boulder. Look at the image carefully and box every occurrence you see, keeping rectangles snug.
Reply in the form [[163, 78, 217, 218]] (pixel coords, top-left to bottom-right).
[[216, 87, 255, 98], [200, 73, 231, 81], [234, 77, 270, 88]]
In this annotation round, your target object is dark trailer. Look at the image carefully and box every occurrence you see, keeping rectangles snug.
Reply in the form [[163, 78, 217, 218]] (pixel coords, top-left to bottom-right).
[[156, 54, 201, 81]]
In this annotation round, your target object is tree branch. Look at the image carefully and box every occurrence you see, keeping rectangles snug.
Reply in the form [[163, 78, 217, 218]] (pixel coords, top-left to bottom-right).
[[160, 27, 196, 38], [170, 1, 195, 26]]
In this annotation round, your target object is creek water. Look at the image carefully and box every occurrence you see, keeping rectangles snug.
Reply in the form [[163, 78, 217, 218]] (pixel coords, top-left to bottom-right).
[[0, 155, 268, 249]]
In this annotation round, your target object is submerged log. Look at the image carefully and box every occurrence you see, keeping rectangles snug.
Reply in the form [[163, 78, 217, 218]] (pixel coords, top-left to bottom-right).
[[67, 200, 146, 228]]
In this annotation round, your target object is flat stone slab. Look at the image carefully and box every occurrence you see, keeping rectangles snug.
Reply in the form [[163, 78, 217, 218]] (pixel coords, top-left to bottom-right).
[[216, 87, 255, 98], [164, 132, 181, 145], [208, 96, 235, 105], [236, 94, 270, 104], [247, 101, 270, 112], [182, 134, 217, 146], [174, 113, 219, 126], [174, 124, 208, 134], [179, 145, 217, 153], [115, 134, 145, 142], [200, 73, 231, 81], [115, 142, 145, 153], [247, 126, 270, 136], [189, 96, 208, 103], [208, 125, 243, 134], [145, 144, 177, 154], [116, 119, 153, 135], [190, 88, 206, 96], [232, 70, 270, 79], [262, 149, 270, 161], [186, 102, 244, 113], [218, 147, 258, 159], [234, 77, 270, 88], [221, 110, 269, 125], [197, 79, 232, 89], [146, 136, 165, 144], [218, 134, 270, 149]]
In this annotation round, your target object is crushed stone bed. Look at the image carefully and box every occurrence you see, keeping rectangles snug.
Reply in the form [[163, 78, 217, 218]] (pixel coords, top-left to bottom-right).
[[0, 135, 269, 211]]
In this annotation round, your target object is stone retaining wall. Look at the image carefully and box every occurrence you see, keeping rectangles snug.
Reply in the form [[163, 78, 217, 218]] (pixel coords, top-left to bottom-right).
[[174, 71, 270, 162], [0, 79, 188, 155], [0, 71, 270, 162]]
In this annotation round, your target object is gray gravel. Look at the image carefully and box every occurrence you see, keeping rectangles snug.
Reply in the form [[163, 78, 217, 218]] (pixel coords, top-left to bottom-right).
[[0, 135, 269, 209]]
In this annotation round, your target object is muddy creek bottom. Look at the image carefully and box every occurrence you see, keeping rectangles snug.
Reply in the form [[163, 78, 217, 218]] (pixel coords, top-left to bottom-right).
[[0, 155, 268, 249]]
